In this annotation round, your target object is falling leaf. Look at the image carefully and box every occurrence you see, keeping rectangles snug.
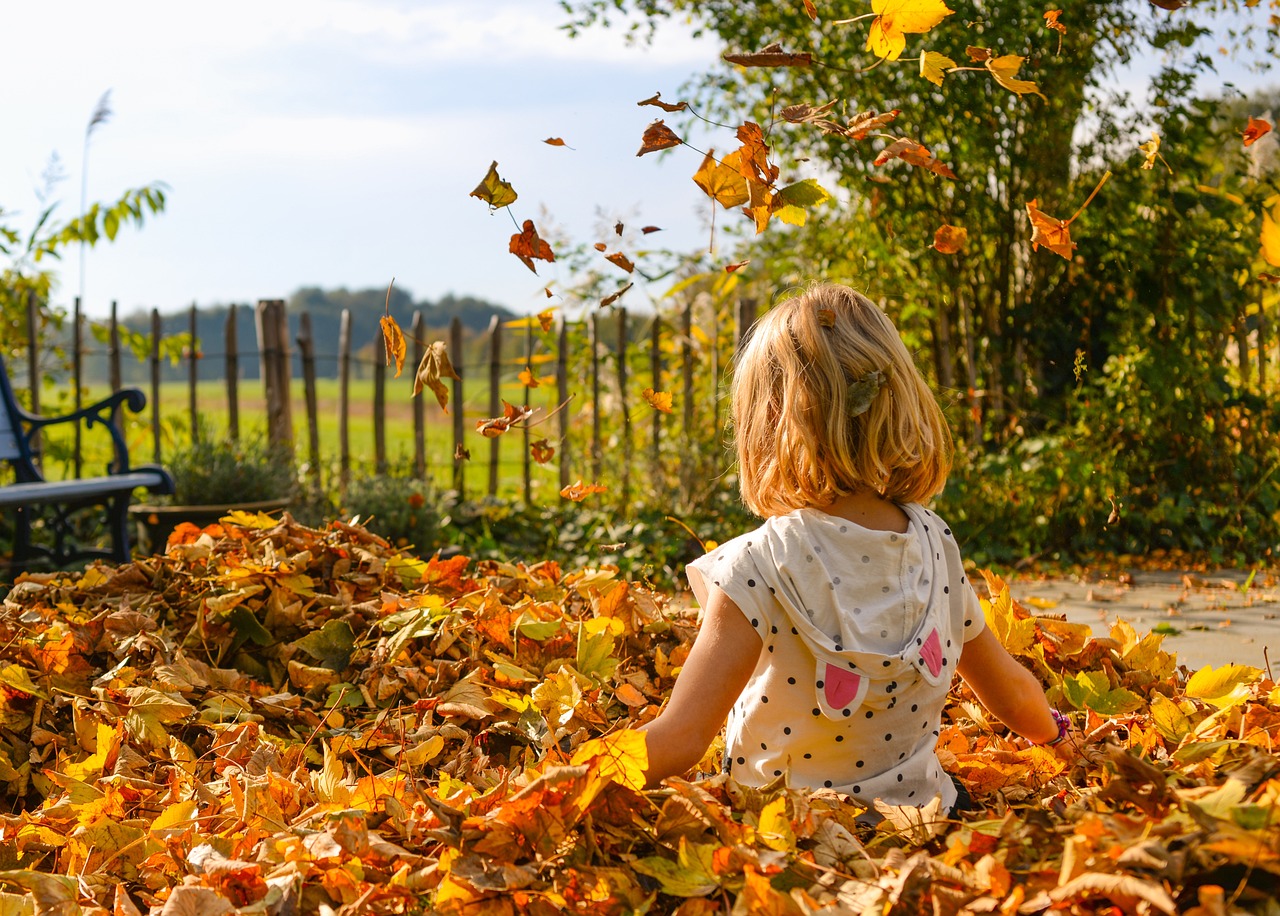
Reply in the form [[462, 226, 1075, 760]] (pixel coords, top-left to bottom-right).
[[1243, 116, 1273, 146], [509, 219, 556, 274], [412, 340, 462, 411], [476, 400, 535, 438], [1026, 199, 1075, 260], [781, 100, 840, 127], [1044, 10, 1066, 52], [1148, 0, 1185, 9], [1258, 272, 1280, 283], [986, 55, 1047, 99], [544, 137, 569, 147], [693, 149, 750, 208], [803, 0, 818, 20], [641, 225, 663, 234], [537, 308, 555, 332], [847, 109, 900, 140], [454, 443, 471, 461], [1262, 206, 1280, 267], [637, 92, 687, 112], [1139, 131, 1172, 173], [920, 51, 958, 86], [725, 259, 750, 272], [519, 366, 541, 389], [469, 160, 518, 210], [544, 286, 554, 298], [966, 45, 993, 61], [614, 220, 624, 235], [866, 0, 955, 61], [933, 224, 968, 254], [561, 480, 608, 501], [593, 242, 608, 252], [637, 120, 683, 156], [606, 251, 635, 273], [642, 388, 674, 413], [723, 42, 813, 67], [531, 439, 555, 464], [380, 315, 406, 378], [874, 138, 956, 178], [602, 283, 633, 308]]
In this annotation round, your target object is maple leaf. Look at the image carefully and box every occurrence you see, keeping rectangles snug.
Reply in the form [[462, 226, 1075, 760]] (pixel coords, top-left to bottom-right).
[[986, 55, 1047, 100], [637, 92, 687, 112], [380, 315, 405, 378], [412, 340, 462, 411], [469, 160, 517, 210], [1044, 10, 1066, 53], [476, 400, 534, 438], [561, 480, 607, 501], [519, 366, 541, 388], [637, 120, 682, 156], [734, 121, 778, 186], [606, 251, 635, 273], [723, 42, 813, 67], [1243, 116, 1273, 146], [530, 439, 555, 464], [693, 149, 750, 209], [537, 308, 555, 332], [509, 219, 555, 274], [1026, 199, 1075, 260], [874, 138, 956, 178], [602, 283, 633, 308], [933, 224, 967, 254], [866, 0, 955, 62], [920, 50, 957, 86], [847, 109, 900, 140], [642, 387, 674, 413]]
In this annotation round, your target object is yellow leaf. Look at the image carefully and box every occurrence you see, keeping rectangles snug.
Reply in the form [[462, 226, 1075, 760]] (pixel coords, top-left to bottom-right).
[[151, 799, 198, 832], [314, 741, 353, 807], [692, 149, 750, 209], [920, 50, 957, 86], [401, 735, 445, 767], [985, 55, 1047, 100], [1185, 663, 1262, 706], [1262, 206, 1280, 267], [571, 729, 648, 791], [469, 160, 518, 209], [756, 796, 795, 851], [866, 0, 955, 61], [642, 387, 674, 413], [380, 314, 406, 377], [532, 670, 582, 726], [413, 340, 462, 412]]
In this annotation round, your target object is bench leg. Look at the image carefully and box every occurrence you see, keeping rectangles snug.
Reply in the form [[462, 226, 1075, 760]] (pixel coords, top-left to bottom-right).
[[10, 507, 33, 575], [106, 493, 133, 564]]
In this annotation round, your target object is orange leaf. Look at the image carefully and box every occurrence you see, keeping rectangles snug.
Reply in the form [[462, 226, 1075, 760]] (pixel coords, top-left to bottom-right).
[[693, 149, 750, 209], [412, 340, 462, 411], [933, 224, 968, 254], [637, 120, 682, 156], [602, 283, 633, 308], [641, 225, 663, 234], [874, 138, 956, 178], [537, 308, 555, 332], [476, 400, 534, 438], [561, 480, 608, 501], [519, 366, 541, 389], [966, 45, 992, 61], [469, 160, 518, 210], [544, 137, 569, 147], [642, 387, 674, 413], [615, 221, 624, 236], [1026, 199, 1075, 260], [1044, 10, 1066, 52], [454, 443, 471, 461], [637, 92, 687, 113], [723, 42, 812, 67], [615, 683, 647, 708], [380, 315, 406, 378], [606, 251, 635, 273], [1243, 116, 1273, 147], [847, 109, 900, 140], [531, 439, 555, 464], [734, 122, 778, 186], [509, 220, 555, 274], [725, 259, 750, 273], [803, 0, 818, 19]]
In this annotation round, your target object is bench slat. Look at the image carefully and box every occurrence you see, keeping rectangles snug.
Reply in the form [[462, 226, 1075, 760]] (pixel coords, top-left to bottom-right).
[[0, 472, 170, 508]]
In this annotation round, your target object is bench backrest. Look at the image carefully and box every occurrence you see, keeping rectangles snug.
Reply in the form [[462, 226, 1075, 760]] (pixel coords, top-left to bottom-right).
[[0, 356, 37, 468]]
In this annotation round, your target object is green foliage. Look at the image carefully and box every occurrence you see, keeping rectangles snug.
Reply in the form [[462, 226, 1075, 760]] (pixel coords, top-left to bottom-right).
[[162, 431, 299, 506]]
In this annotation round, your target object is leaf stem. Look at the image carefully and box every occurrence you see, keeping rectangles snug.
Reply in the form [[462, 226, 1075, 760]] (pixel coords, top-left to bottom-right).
[[828, 13, 877, 24], [1068, 170, 1112, 224]]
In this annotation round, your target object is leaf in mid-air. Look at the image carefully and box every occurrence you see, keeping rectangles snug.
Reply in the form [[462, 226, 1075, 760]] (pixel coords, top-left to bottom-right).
[[509, 220, 555, 274], [985, 55, 1047, 100], [413, 340, 462, 411], [537, 308, 555, 332], [602, 283, 633, 308], [530, 439, 555, 464], [803, 0, 818, 20], [1243, 116, 1272, 146], [561, 480, 607, 501], [874, 138, 956, 178], [1026, 200, 1075, 260], [1044, 10, 1066, 52], [723, 42, 813, 67], [380, 315, 405, 378], [846, 109, 900, 140], [920, 51, 957, 86], [605, 251, 635, 273], [866, 0, 954, 61], [637, 120, 683, 156], [642, 388, 673, 414], [933, 224, 967, 254], [637, 92, 687, 112], [1139, 131, 1161, 170], [1262, 206, 1280, 267], [544, 137, 569, 147], [476, 400, 535, 438], [692, 150, 750, 209], [725, 259, 751, 273], [469, 161, 517, 210]]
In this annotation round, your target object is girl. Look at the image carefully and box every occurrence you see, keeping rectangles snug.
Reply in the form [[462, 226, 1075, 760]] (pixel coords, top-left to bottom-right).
[[642, 284, 1066, 812]]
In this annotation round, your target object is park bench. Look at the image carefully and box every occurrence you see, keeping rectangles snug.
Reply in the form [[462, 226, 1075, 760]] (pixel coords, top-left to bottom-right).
[[0, 355, 174, 574]]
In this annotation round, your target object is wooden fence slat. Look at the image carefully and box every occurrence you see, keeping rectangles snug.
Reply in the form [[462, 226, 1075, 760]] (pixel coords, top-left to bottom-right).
[[188, 302, 199, 441], [557, 316, 569, 490], [487, 315, 502, 497], [735, 298, 757, 356], [25, 291, 39, 415], [590, 312, 602, 483], [680, 299, 694, 499], [297, 311, 321, 489], [617, 306, 630, 512], [108, 301, 121, 394], [710, 299, 721, 441], [411, 311, 425, 480], [373, 327, 387, 475], [150, 308, 162, 463], [650, 315, 661, 475], [450, 316, 465, 496], [225, 304, 240, 441], [73, 297, 83, 477], [338, 309, 352, 498]]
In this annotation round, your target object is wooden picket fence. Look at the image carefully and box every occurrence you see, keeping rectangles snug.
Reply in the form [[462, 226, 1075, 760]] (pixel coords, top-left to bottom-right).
[[16, 293, 761, 511]]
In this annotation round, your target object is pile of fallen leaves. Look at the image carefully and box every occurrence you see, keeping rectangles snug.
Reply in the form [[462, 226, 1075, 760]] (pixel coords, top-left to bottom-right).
[[0, 512, 1277, 915]]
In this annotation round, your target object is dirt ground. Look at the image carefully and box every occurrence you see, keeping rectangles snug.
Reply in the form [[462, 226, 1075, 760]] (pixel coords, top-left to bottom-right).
[[1010, 568, 1280, 674]]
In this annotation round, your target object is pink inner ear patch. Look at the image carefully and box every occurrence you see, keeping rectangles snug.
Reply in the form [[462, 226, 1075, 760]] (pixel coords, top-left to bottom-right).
[[823, 664, 861, 708], [920, 629, 943, 677]]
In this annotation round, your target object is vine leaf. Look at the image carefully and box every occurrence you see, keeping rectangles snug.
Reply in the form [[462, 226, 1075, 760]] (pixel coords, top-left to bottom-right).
[[509, 220, 555, 274], [469, 161, 517, 210], [637, 120, 683, 156], [985, 55, 1047, 100], [874, 138, 956, 178], [693, 150, 751, 209], [866, 0, 955, 61], [920, 51, 957, 86]]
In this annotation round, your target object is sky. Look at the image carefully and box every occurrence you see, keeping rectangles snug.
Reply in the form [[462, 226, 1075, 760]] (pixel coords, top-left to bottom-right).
[[2, 1, 1275, 322]]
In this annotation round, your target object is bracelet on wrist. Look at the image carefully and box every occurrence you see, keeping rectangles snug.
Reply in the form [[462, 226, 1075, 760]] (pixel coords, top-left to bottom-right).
[[1043, 709, 1070, 747]]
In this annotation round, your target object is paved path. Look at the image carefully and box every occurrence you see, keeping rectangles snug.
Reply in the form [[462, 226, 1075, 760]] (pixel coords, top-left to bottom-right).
[[1010, 569, 1279, 674]]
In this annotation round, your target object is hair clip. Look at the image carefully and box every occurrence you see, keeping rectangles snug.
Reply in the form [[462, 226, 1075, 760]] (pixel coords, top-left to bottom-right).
[[847, 370, 888, 418]]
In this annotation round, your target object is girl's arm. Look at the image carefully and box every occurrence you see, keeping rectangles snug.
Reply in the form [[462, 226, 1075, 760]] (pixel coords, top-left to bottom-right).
[[955, 627, 1060, 745], [641, 586, 762, 787]]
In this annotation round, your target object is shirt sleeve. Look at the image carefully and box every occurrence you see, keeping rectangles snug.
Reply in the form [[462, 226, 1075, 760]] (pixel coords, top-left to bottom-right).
[[960, 580, 986, 642], [685, 534, 775, 644]]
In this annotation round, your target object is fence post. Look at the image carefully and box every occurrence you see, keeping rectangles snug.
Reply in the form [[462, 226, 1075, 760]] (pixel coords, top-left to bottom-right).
[[450, 316, 465, 497], [557, 316, 570, 491], [681, 299, 694, 498], [150, 308, 162, 463], [25, 291, 39, 415], [297, 311, 322, 489], [225, 305, 240, 441], [255, 299, 293, 449], [735, 297, 757, 356], [650, 314, 662, 477], [710, 298, 721, 442], [411, 310, 426, 480], [338, 309, 352, 499], [188, 302, 200, 441], [108, 301, 122, 394], [617, 306, 630, 512], [590, 312, 602, 483], [523, 319, 533, 504], [373, 327, 387, 475], [73, 297, 83, 477], [487, 315, 502, 497]]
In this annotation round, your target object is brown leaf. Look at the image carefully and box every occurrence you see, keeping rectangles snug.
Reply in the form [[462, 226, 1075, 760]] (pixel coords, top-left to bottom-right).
[[412, 340, 462, 411], [1044, 9, 1066, 53], [803, 0, 818, 20], [1026, 199, 1075, 260], [614, 220, 624, 235], [1243, 116, 1273, 147], [602, 283, 633, 308], [966, 45, 992, 61], [817, 308, 835, 327], [1259, 272, 1280, 284], [380, 315, 406, 378], [874, 138, 956, 178], [641, 225, 663, 234], [725, 259, 750, 273], [933, 224, 968, 254], [454, 443, 471, 461], [780, 100, 840, 126], [593, 242, 608, 252], [846, 108, 900, 140], [544, 137, 568, 147], [476, 400, 534, 438], [1149, 0, 1185, 9], [723, 42, 812, 68], [469, 160, 518, 209], [637, 120, 682, 156], [509, 220, 555, 274], [606, 251, 635, 273], [561, 480, 608, 501], [734, 121, 779, 186], [531, 439, 555, 464], [637, 92, 687, 113], [537, 308, 555, 332], [642, 388, 673, 413]]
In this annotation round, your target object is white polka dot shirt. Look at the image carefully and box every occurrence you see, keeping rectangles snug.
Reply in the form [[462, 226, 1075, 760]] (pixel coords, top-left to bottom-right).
[[685, 503, 985, 810]]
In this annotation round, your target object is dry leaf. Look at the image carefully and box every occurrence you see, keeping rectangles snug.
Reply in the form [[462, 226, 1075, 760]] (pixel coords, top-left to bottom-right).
[[866, 0, 955, 61], [614, 220, 624, 235], [509, 220, 555, 274], [642, 388, 674, 413], [519, 366, 541, 389], [641, 225, 662, 234], [637, 92, 687, 113], [469, 160, 518, 210], [594, 242, 608, 252], [1026, 199, 1075, 260], [544, 137, 569, 147], [476, 400, 535, 438], [966, 45, 992, 62], [1243, 116, 1273, 147], [412, 341, 462, 411], [933, 224, 968, 254], [637, 120, 683, 156], [874, 138, 956, 178], [725, 259, 751, 273], [723, 41, 812, 68], [602, 283, 633, 308], [1044, 10, 1066, 52], [986, 55, 1047, 100], [847, 109, 900, 140], [606, 252, 635, 273], [530, 439, 555, 464], [454, 442, 471, 461], [537, 308, 555, 332], [561, 480, 608, 501], [693, 149, 750, 209], [380, 315, 406, 378]]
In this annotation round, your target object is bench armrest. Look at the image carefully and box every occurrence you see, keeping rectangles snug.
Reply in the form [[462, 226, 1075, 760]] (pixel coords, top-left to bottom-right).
[[20, 388, 148, 474]]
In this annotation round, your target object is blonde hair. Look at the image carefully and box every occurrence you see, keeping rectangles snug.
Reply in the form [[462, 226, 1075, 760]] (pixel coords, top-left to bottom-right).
[[731, 283, 951, 517]]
